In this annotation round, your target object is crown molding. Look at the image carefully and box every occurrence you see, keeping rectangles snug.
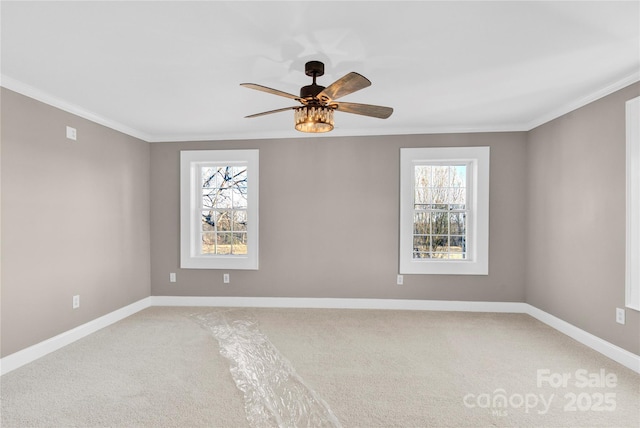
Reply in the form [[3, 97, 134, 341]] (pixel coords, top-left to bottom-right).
[[3, 72, 638, 143], [0, 75, 152, 142], [526, 71, 640, 131]]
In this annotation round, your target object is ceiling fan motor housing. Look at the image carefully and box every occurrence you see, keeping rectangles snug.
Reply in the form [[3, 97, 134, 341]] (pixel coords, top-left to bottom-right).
[[300, 83, 325, 100]]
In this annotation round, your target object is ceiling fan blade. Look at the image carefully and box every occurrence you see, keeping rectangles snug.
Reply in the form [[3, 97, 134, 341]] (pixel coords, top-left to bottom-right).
[[240, 83, 300, 101], [245, 106, 297, 118], [317, 72, 371, 102], [334, 102, 393, 119]]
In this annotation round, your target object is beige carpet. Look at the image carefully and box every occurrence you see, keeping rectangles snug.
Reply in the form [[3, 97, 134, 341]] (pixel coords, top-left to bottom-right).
[[1, 307, 639, 427]]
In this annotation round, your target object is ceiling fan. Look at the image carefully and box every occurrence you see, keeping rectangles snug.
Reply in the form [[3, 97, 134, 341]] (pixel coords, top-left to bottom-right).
[[240, 61, 393, 133]]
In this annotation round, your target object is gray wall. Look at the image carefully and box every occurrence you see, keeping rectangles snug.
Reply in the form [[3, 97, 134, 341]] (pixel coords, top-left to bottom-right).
[[1, 89, 151, 357], [150, 132, 527, 302], [526, 82, 640, 355], [3, 82, 639, 359]]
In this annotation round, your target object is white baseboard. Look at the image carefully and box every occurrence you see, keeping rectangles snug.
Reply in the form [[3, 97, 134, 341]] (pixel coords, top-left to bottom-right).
[[2, 296, 638, 375], [0, 297, 153, 376], [525, 305, 640, 374]]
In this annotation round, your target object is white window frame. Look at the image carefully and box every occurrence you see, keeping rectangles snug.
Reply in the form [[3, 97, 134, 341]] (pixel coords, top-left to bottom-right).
[[180, 149, 259, 270], [400, 147, 490, 275], [626, 96, 640, 311]]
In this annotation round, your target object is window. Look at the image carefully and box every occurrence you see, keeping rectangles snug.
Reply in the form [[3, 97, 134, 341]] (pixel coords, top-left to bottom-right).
[[626, 96, 639, 311], [400, 147, 489, 275], [413, 164, 469, 260], [180, 150, 258, 270]]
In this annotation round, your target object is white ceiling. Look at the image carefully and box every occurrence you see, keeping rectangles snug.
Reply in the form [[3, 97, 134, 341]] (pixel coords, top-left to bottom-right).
[[2, 1, 639, 142]]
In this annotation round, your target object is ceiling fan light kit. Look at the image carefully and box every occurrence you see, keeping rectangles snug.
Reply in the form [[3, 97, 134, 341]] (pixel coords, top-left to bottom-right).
[[241, 60, 393, 133], [294, 106, 334, 133]]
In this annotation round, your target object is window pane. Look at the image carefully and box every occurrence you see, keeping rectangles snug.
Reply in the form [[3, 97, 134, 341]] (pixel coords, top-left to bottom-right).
[[415, 187, 430, 205], [202, 189, 215, 209], [431, 253, 449, 259], [413, 251, 431, 259], [202, 187, 233, 209], [232, 188, 247, 209], [216, 211, 231, 231], [433, 166, 449, 186], [415, 166, 431, 187], [432, 235, 448, 252], [431, 213, 448, 235], [202, 211, 215, 232], [441, 188, 453, 204], [215, 188, 233, 209], [413, 236, 431, 258], [450, 236, 466, 258], [452, 165, 466, 187], [449, 213, 466, 235], [231, 167, 247, 183], [413, 212, 430, 234], [432, 187, 448, 204], [232, 232, 247, 255], [233, 211, 247, 232], [216, 233, 232, 255], [202, 167, 223, 189], [450, 188, 466, 205], [202, 232, 216, 254]]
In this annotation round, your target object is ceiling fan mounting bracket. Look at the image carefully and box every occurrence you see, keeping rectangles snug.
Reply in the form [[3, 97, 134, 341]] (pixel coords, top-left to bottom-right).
[[304, 60, 325, 77]]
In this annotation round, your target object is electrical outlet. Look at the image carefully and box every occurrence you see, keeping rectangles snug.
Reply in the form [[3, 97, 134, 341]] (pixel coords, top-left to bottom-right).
[[66, 126, 77, 140], [169, 272, 176, 283], [616, 308, 625, 325], [397, 274, 404, 285], [72, 295, 80, 309], [223, 273, 230, 284]]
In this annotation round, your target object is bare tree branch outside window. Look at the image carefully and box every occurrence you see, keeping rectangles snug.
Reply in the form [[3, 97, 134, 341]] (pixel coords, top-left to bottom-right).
[[413, 164, 467, 259], [200, 166, 248, 255]]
